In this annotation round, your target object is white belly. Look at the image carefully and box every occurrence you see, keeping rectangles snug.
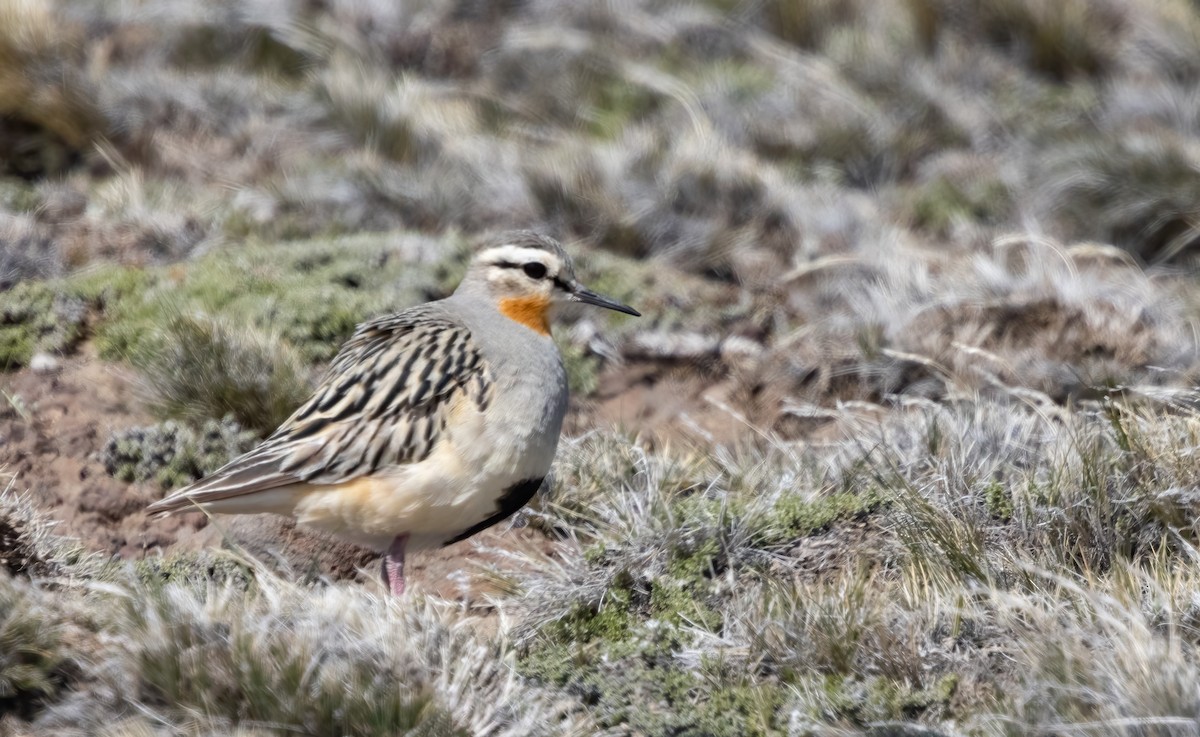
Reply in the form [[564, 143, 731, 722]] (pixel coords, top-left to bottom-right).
[[290, 390, 561, 551]]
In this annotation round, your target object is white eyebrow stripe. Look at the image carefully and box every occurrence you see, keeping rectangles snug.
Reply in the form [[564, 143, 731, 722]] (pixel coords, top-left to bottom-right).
[[478, 245, 556, 266]]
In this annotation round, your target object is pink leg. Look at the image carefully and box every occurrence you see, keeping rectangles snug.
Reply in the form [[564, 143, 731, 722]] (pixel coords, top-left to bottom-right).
[[380, 534, 409, 596]]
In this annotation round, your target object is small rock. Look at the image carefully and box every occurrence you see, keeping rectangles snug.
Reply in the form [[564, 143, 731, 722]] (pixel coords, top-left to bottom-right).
[[719, 335, 764, 360], [625, 331, 719, 361], [29, 353, 60, 374]]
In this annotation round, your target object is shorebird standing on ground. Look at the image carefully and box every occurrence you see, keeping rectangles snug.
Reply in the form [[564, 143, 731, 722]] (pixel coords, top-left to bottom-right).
[[147, 231, 640, 594]]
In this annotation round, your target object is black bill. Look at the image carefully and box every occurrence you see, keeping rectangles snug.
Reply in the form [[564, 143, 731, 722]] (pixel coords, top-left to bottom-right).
[[573, 286, 641, 316]]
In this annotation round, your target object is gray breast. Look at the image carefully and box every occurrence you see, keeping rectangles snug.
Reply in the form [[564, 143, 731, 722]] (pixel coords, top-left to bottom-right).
[[446, 294, 569, 443]]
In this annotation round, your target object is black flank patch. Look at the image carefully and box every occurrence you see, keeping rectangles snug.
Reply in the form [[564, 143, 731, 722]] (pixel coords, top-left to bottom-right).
[[443, 477, 543, 545]]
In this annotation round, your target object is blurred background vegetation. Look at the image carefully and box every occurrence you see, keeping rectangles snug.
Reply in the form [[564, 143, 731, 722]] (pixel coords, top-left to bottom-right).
[[4, 0, 1200, 405], [3, 0, 1200, 413]]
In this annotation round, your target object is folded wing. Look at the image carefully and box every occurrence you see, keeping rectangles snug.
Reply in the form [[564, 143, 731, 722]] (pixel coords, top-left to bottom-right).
[[146, 305, 493, 515]]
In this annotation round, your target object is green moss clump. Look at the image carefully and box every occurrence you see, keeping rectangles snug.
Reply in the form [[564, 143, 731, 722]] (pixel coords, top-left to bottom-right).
[[649, 577, 722, 631], [984, 481, 1014, 521], [557, 338, 601, 396], [0, 325, 35, 370], [520, 634, 792, 737], [521, 567, 750, 735], [0, 282, 86, 369], [586, 75, 664, 139], [133, 552, 257, 593], [910, 176, 1012, 234], [0, 265, 155, 370], [101, 417, 258, 490], [61, 264, 152, 307], [94, 235, 440, 364], [667, 534, 724, 580], [0, 177, 41, 212], [798, 673, 959, 727], [549, 585, 638, 645], [570, 249, 656, 323], [764, 490, 883, 545]]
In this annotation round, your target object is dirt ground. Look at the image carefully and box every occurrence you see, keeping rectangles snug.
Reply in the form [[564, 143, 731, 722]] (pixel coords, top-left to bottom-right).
[[0, 344, 753, 600]]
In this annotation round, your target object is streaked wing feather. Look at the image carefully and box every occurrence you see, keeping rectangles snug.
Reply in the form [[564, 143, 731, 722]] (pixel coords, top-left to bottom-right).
[[145, 443, 306, 513], [147, 305, 493, 514]]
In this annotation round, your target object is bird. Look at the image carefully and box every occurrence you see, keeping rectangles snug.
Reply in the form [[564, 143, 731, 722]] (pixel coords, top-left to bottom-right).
[[146, 231, 640, 595]]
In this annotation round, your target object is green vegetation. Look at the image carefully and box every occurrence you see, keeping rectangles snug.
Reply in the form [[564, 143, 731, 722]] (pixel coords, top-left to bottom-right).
[[95, 235, 438, 364], [908, 175, 1013, 235], [131, 315, 310, 436], [101, 418, 257, 490], [0, 264, 148, 368], [0, 283, 85, 369]]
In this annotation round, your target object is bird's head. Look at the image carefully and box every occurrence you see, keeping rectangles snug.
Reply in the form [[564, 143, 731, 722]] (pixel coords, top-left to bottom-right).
[[458, 231, 640, 335]]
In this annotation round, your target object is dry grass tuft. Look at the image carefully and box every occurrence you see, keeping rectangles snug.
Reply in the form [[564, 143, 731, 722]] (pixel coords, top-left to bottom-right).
[[0, 471, 592, 735], [132, 312, 311, 436], [0, 474, 89, 578], [500, 396, 1200, 734]]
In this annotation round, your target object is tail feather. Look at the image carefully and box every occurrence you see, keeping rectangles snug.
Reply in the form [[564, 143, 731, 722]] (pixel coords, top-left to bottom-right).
[[146, 445, 304, 516], [148, 487, 305, 516]]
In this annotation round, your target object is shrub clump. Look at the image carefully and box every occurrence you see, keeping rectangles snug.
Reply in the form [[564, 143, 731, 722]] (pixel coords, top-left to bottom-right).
[[132, 314, 310, 436], [101, 417, 258, 490], [0, 577, 74, 720], [0, 282, 86, 369], [0, 482, 88, 579]]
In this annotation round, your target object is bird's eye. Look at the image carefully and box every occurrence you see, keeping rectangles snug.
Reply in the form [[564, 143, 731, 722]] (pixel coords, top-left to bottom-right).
[[522, 262, 548, 279]]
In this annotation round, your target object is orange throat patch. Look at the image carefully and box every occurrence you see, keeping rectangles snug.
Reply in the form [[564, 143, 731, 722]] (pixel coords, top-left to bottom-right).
[[498, 295, 552, 336]]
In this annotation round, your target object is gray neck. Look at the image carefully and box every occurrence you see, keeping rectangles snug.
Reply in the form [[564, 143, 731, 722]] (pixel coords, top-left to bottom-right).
[[442, 291, 556, 363]]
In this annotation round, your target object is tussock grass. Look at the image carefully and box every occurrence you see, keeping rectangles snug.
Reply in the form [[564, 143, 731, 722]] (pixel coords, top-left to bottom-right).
[[971, 0, 1127, 80], [15, 560, 592, 735], [0, 575, 72, 720], [1040, 133, 1200, 263], [0, 212, 59, 288], [10, 394, 1200, 734], [0, 0, 109, 177], [314, 59, 477, 163], [132, 312, 310, 436], [117, 574, 499, 736], [502, 396, 1200, 734], [0, 475, 90, 578]]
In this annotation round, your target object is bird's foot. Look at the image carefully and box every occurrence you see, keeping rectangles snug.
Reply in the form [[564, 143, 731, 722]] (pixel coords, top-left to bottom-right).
[[380, 533, 409, 596]]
